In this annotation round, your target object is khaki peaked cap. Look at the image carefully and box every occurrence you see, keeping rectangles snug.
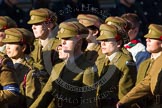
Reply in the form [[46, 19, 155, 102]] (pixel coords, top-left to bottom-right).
[[3, 28, 34, 44], [0, 16, 17, 30], [96, 24, 118, 41], [105, 16, 130, 44], [27, 8, 57, 24], [105, 16, 127, 30], [77, 14, 102, 28], [56, 21, 89, 39], [144, 24, 162, 40]]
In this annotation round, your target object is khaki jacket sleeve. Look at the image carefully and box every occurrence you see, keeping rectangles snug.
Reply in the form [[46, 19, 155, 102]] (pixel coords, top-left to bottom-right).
[[81, 66, 98, 108], [29, 75, 53, 108], [0, 57, 19, 104], [118, 61, 137, 99], [25, 69, 42, 107], [119, 74, 151, 104]]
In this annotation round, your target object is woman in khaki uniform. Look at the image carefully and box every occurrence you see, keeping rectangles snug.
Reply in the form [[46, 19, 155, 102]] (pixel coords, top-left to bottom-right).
[[30, 21, 98, 108], [105, 16, 132, 58], [0, 16, 17, 53], [27, 8, 61, 75], [2, 28, 48, 108], [96, 24, 137, 108], [117, 24, 162, 108]]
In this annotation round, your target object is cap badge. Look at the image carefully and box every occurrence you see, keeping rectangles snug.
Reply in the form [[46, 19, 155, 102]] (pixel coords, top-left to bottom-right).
[[5, 35, 9, 39], [148, 29, 151, 34], [107, 21, 112, 25], [60, 28, 65, 33], [100, 31, 104, 35], [31, 16, 35, 20]]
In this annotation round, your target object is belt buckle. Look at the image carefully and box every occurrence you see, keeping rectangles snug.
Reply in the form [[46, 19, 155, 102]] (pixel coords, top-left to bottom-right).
[[155, 95, 160, 104], [58, 98, 63, 108]]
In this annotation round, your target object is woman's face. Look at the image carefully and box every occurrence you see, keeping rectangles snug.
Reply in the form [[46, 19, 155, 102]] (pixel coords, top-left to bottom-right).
[[57, 45, 68, 60], [146, 38, 162, 53], [61, 37, 77, 55], [100, 39, 119, 56], [5, 43, 25, 59], [31, 22, 49, 39]]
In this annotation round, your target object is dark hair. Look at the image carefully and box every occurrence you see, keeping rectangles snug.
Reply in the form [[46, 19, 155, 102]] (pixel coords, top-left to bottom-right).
[[26, 44, 34, 54], [121, 13, 140, 29], [19, 43, 34, 54], [81, 38, 88, 52], [87, 25, 99, 31], [87, 25, 100, 37]]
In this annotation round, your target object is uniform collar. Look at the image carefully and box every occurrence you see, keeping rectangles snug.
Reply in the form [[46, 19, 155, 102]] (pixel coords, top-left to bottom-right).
[[151, 51, 162, 60], [39, 37, 50, 49], [106, 51, 118, 61], [12, 57, 24, 68]]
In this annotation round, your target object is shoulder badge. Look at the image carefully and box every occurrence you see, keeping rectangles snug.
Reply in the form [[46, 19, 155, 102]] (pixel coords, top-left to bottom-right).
[[126, 60, 136, 66], [92, 65, 98, 73]]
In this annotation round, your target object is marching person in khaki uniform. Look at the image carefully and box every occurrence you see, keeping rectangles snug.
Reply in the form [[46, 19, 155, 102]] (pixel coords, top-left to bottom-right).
[[3, 28, 48, 108], [124, 14, 153, 106], [105, 16, 132, 57], [30, 21, 98, 108], [117, 24, 162, 108], [27, 8, 60, 75], [77, 14, 103, 63], [96, 24, 137, 108], [0, 16, 17, 53], [0, 52, 19, 108]]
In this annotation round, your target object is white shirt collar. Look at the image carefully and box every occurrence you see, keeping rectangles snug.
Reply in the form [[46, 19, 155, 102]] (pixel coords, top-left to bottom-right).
[[106, 52, 118, 61]]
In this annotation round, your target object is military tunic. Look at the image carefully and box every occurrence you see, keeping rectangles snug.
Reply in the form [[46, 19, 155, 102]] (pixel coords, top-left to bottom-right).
[[30, 54, 98, 108], [119, 53, 162, 108], [136, 58, 151, 84], [0, 52, 19, 108], [30, 37, 60, 75], [96, 51, 137, 108], [129, 58, 154, 108], [9, 55, 48, 108]]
